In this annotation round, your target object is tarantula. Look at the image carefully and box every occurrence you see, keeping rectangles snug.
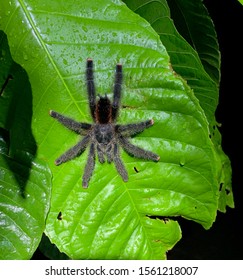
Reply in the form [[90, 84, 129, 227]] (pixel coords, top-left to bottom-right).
[[50, 59, 160, 188]]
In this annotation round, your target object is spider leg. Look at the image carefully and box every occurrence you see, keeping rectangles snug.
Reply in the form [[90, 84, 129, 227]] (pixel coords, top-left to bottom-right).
[[118, 135, 160, 161], [111, 64, 122, 121], [113, 143, 128, 182], [50, 110, 91, 134], [82, 143, 95, 188], [86, 58, 96, 121], [55, 135, 90, 165], [97, 145, 105, 163], [116, 119, 154, 137]]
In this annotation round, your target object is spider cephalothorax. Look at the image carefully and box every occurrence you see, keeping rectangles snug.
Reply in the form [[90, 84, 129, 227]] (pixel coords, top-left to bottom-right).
[[50, 59, 160, 188]]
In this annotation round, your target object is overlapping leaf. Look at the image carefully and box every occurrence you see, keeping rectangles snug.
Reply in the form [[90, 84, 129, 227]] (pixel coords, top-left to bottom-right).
[[0, 149, 51, 259], [0, 31, 51, 259], [0, 0, 227, 259], [123, 0, 233, 212]]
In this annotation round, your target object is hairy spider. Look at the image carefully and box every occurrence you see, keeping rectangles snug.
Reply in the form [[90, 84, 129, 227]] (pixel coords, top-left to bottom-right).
[[50, 59, 160, 188]]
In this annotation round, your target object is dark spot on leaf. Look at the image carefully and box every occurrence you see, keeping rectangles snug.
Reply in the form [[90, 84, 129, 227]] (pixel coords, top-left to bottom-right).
[[122, 105, 136, 109], [57, 211, 62, 220], [219, 183, 223, 191], [134, 166, 139, 173], [179, 158, 185, 167], [226, 189, 230, 195]]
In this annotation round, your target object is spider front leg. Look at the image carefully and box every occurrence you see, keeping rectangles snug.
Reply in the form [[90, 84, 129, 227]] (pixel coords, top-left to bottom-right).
[[82, 143, 96, 188], [118, 135, 160, 161], [50, 110, 92, 134], [86, 58, 96, 121], [55, 135, 90, 165], [111, 64, 122, 121]]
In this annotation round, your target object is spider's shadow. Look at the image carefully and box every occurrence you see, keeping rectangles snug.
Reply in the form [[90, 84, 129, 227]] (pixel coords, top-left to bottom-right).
[[0, 31, 37, 198]]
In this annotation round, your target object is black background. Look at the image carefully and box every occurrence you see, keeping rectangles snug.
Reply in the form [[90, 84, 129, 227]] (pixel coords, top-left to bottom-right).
[[168, 0, 242, 259]]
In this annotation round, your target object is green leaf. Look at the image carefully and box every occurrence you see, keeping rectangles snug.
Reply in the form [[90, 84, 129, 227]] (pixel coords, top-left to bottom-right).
[[0, 30, 52, 259], [0, 32, 36, 158], [167, 0, 220, 84], [1, 0, 224, 259], [123, 0, 233, 212], [123, 0, 219, 129], [0, 143, 51, 259]]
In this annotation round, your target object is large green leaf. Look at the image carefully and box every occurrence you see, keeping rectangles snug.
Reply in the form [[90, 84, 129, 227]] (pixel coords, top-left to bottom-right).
[[0, 31, 52, 259], [124, 0, 219, 124], [123, 0, 233, 212], [0, 148, 51, 259], [167, 0, 220, 85], [0, 0, 223, 259]]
